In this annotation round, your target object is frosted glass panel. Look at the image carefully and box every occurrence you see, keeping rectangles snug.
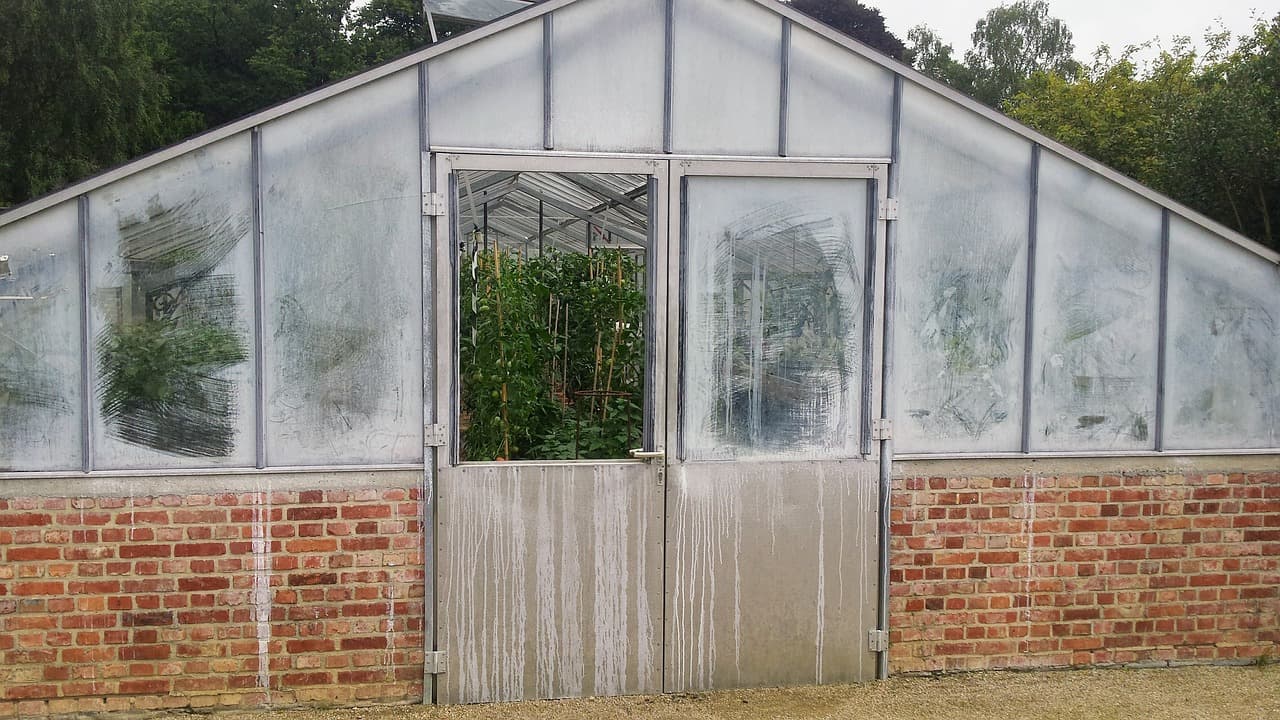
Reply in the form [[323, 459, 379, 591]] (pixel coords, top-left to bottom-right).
[[894, 83, 1031, 453], [0, 203, 83, 471], [551, 0, 665, 152], [88, 137, 256, 469], [1166, 219, 1279, 449], [262, 69, 423, 466], [1029, 154, 1161, 451], [672, 0, 781, 155], [429, 20, 542, 150], [787, 26, 894, 158], [682, 176, 868, 461]]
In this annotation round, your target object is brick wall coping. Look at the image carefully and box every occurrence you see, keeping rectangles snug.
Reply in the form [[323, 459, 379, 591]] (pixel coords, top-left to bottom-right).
[[0, 470, 425, 499]]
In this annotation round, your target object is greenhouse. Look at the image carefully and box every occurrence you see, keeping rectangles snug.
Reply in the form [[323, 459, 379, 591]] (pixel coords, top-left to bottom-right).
[[0, 0, 1277, 713]]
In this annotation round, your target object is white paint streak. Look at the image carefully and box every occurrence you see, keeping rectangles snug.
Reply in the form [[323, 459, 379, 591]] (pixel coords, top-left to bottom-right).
[[251, 479, 272, 700]]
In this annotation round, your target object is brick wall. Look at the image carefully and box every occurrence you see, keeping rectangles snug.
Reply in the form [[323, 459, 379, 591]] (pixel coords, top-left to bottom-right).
[[0, 481, 425, 718], [889, 464, 1280, 673]]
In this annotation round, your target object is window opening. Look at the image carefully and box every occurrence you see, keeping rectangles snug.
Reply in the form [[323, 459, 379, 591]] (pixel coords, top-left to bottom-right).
[[456, 170, 650, 462]]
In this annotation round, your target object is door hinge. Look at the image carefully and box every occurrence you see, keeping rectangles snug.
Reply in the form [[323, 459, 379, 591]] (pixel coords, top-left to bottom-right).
[[422, 192, 446, 217], [872, 418, 893, 442], [424, 424, 447, 447], [425, 650, 448, 674], [868, 629, 889, 653], [878, 197, 900, 221]]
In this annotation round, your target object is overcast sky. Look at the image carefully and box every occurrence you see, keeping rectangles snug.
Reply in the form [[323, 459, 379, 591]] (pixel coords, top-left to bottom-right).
[[874, 1, 1269, 63]]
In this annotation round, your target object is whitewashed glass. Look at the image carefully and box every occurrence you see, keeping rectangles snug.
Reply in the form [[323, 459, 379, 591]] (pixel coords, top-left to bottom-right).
[[429, 19, 543, 150], [682, 176, 868, 460], [672, 0, 782, 156], [0, 203, 83, 471], [787, 25, 894, 158], [551, 0, 665, 152], [88, 136, 256, 469], [893, 83, 1031, 453], [1166, 218, 1280, 449], [261, 70, 423, 465], [1029, 153, 1161, 451]]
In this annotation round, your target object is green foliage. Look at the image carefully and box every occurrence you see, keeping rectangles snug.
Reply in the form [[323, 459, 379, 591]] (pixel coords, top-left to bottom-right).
[[965, 0, 1081, 107], [907, 24, 977, 93], [98, 319, 248, 413], [786, 0, 907, 60], [0, 0, 172, 207], [459, 248, 646, 462]]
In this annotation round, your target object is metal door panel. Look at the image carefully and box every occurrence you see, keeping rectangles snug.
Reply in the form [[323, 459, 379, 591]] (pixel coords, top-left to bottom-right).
[[665, 460, 879, 690], [437, 462, 663, 703]]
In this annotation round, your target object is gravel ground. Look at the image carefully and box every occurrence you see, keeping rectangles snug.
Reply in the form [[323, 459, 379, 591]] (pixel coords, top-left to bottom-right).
[[207, 665, 1279, 720]]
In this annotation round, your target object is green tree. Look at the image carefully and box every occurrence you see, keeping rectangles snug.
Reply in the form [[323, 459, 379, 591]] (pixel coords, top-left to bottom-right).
[[786, 0, 908, 61], [352, 0, 474, 66], [907, 24, 976, 93], [0, 0, 171, 207], [966, 0, 1081, 108]]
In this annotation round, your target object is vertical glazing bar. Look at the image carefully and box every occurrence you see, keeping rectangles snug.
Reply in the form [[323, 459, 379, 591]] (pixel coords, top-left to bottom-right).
[[77, 195, 92, 472], [416, 60, 438, 706], [662, 0, 675, 154], [778, 19, 791, 158], [643, 176, 658, 450], [675, 175, 689, 460], [1020, 144, 1041, 454], [543, 13, 554, 151], [876, 73, 903, 682], [1154, 208, 1171, 452], [860, 180, 878, 456], [251, 128, 267, 469], [449, 172, 461, 465]]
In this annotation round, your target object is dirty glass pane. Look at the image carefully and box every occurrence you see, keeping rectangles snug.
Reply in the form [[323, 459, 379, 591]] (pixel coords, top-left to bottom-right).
[[893, 83, 1030, 454], [1166, 218, 1280, 449], [455, 170, 650, 462], [1029, 154, 1161, 451], [262, 70, 423, 466], [0, 203, 83, 471], [672, 0, 781, 156], [429, 20, 543, 150], [551, 0, 665, 152], [681, 176, 867, 461], [787, 25, 894, 158], [88, 136, 256, 469]]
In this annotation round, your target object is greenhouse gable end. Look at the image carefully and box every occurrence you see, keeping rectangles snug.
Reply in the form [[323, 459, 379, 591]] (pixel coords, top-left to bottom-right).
[[0, 0, 1277, 714]]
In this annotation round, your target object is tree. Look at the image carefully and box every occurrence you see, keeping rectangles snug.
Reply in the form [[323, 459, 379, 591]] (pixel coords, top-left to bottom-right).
[[351, 0, 474, 66], [786, 0, 908, 61], [907, 24, 976, 93], [965, 0, 1081, 108], [0, 0, 171, 208]]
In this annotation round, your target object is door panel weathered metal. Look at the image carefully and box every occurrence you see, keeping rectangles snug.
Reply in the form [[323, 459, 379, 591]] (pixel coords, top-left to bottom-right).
[[436, 462, 663, 703], [664, 460, 879, 690]]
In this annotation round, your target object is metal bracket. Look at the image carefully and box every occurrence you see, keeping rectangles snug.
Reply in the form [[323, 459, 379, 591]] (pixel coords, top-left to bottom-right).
[[425, 650, 448, 674], [878, 197, 900, 221], [422, 192, 446, 217], [424, 424, 447, 447], [872, 418, 893, 442], [868, 629, 889, 653]]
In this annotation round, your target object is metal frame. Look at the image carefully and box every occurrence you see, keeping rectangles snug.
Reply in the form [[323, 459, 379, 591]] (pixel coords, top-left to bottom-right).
[[432, 152, 671, 474], [667, 158, 890, 464]]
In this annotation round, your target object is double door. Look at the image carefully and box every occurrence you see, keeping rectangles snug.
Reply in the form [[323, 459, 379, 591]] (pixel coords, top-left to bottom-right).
[[431, 154, 887, 703]]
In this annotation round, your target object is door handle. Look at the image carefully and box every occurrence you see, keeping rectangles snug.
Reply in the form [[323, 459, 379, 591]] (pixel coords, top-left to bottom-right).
[[629, 448, 665, 460]]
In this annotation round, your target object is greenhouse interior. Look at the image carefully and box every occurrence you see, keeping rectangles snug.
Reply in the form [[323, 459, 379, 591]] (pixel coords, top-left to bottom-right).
[[0, 0, 1276, 713]]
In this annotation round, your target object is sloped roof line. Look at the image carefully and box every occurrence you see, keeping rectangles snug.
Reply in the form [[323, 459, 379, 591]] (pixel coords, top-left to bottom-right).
[[2, 0, 1277, 267]]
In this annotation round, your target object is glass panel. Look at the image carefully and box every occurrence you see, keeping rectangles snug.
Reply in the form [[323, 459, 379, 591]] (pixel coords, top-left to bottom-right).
[[787, 26, 894, 158], [1166, 218, 1280, 449], [681, 176, 867, 461], [88, 137, 256, 469], [1029, 155, 1161, 451], [261, 70, 423, 465], [551, 0, 665, 152], [0, 203, 83, 471], [429, 20, 543, 150], [672, 0, 781, 155], [456, 170, 650, 462], [893, 83, 1031, 454]]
